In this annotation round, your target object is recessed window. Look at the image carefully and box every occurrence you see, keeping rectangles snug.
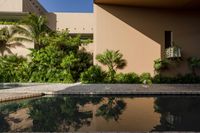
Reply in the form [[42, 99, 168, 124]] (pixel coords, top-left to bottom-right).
[[165, 31, 173, 49]]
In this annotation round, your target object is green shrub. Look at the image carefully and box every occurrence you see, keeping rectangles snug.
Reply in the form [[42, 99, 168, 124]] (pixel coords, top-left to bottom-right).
[[0, 17, 93, 83], [0, 55, 28, 82], [0, 21, 18, 25], [140, 73, 152, 84], [80, 65, 106, 83], [153, 75, 175, 84], [175, 74, 200, 84], [154, 58, 169, 73], [153, 74, 200, 84], [115, 73, 140, 83]]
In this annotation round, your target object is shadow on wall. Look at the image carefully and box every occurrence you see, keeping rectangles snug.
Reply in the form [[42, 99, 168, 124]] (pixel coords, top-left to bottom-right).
[[46, 13, 57, 31], [98, 4, 200, 75]]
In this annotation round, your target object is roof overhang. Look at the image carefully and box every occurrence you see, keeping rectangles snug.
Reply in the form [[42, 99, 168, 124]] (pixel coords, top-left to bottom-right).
[[0, 12, 28, 19], [94, 0, 200, 9]]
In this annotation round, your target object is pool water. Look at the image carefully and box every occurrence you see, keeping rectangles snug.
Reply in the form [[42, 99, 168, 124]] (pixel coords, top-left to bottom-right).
[[0, 95, 200, 132]]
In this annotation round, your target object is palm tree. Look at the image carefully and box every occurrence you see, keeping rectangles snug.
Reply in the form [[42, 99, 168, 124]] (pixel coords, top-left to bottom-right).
[[96, 50, 127, 82], [12, 13, 50, 50], [0, 27, 25, 56]]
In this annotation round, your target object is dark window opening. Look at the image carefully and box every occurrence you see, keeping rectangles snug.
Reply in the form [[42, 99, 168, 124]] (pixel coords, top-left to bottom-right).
[[165, 31, 173, 49]]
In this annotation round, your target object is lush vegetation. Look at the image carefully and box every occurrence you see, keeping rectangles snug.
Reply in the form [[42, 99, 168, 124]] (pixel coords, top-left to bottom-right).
[[81, 54, 200, 84], [0, 14, 92, 83], [11, 14, 50, 50]]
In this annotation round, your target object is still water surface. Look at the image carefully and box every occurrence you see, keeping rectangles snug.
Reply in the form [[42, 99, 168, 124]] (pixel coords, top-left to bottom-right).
[[0, 95, 200, 132]]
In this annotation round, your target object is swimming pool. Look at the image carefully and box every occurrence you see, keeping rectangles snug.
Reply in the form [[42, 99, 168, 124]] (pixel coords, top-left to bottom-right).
[[0, 95, 200, 132]]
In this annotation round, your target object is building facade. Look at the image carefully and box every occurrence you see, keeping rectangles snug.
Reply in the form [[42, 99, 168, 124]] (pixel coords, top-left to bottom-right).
[[0, 0, 200, 75], [94, 0, 200, 75]]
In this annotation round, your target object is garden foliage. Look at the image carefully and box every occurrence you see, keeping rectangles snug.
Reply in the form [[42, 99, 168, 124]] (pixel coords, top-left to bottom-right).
[[0, 29, 92, 83]]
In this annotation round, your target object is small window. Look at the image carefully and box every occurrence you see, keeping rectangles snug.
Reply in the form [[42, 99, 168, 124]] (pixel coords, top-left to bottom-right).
[[165, 31, 173, 49]]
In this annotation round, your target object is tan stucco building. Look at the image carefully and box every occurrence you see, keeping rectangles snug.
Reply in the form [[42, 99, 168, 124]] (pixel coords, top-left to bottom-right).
[[94, 0, 200, 75], [1, 0, 200, 75]]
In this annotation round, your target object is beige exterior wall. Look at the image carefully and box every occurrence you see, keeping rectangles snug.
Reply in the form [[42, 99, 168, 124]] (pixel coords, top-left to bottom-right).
[[0, 0, 23, 12], [51, 13, 94, 34], [94, 4, 160, 75], [94, 4, 200, 76]]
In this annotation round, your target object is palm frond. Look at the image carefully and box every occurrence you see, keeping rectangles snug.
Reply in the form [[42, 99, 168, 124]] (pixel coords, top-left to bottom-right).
[[8, 36, 33, 43], [7, 42, 25, 48], [0, 47, 13, 56], [11, 25, 32, 38]]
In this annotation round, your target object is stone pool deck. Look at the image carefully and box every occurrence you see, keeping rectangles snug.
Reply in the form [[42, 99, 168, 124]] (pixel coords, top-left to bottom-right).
[[1, 83, 200, 102]]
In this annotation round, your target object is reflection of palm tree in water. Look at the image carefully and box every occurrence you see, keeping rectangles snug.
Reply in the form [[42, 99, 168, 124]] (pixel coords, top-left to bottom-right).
[[0, 113, 10, 132], [96, 97, 126, 121]]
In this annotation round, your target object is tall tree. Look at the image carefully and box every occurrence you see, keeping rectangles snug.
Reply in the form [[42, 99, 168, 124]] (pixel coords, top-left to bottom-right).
[[12, 13, 50, 50]]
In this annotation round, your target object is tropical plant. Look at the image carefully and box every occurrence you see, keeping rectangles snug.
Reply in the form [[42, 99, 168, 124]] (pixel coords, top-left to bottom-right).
[[0, 27, 24, 56], [154, 58, 170, 74], [0, 28, 93, 83], [0, 55, 27, 82], [188, 57, 200, 75], [80, 65, 106, 83], [140, 73, 152, 85], [96, 50, 127, 82], [115, 72, 140, 84], [12, 13, 50, 50]]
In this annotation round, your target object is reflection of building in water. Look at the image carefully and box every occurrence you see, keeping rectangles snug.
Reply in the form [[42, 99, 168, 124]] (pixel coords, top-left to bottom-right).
[[1, 97, 161, 132], [5, 108, 32, 131], [78, 98, 161, 132]]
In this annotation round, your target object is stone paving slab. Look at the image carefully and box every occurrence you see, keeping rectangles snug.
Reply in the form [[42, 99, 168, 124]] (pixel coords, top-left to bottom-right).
[[0, 83, 200, 96], [55, 84, 200, 95], [0, 93, 43, 102], [0, 83, 200, 103], [0, 83, 81, 95]]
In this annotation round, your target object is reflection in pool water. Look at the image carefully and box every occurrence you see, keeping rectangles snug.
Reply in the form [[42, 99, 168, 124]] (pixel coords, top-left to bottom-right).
[[0, 96, 200, 132]]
